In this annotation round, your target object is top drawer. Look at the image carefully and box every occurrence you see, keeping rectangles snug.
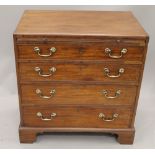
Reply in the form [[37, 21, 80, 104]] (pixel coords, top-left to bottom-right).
[[17, 42, 144, 62]]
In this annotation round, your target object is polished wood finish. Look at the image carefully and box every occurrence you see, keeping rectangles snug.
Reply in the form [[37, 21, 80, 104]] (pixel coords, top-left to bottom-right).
[[17, 44, 144, 62], [19, 62, 141, 83], [14, 11, 147, 38], [19, 126, 135, 144], [117, 129, 135, 144], [19, 128, 37, 143], [14, 11, 149, 144], [22, 105, 132, 128], [20, 84, 137, 106]]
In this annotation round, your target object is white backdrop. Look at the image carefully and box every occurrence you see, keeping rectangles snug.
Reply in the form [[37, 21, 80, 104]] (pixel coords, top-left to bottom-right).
[[0, 5, 155, 148]]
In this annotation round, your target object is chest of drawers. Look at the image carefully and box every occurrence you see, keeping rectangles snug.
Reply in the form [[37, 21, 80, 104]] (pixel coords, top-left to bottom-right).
[[14, 10, 149, 144]]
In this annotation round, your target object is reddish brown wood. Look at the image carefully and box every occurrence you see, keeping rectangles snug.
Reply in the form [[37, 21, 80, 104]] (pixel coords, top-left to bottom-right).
[[19, 127, 37, 143], [14, 11, 148, 38], [19, 126, 135, 144], [20, 84, 137, 106], [19, 62, 141, 83], [21, 105, 132, 128], [17, 44, 144, 62], [130, 41, 149, 127], [117, 129, 135, 144], [14, 11, 149, 144]]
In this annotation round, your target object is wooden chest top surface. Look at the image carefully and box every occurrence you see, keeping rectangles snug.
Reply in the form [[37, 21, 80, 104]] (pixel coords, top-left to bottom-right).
[[14, 10, 148, 38]]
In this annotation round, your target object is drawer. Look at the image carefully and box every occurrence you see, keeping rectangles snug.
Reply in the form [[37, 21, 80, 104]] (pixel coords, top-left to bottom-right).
[[17, 43, 144, 62], [21, 84, 137, 106], [19, 62, 141, 83], [22, 105, 132, 128]]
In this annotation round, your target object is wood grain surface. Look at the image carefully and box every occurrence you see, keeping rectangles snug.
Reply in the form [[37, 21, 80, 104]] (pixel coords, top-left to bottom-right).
[[14, 11, 148, 38], [20, 83, 137, 106], [17, 43, 144, 62], [22, 105, 132, 128], [19, 62, 141, 83]]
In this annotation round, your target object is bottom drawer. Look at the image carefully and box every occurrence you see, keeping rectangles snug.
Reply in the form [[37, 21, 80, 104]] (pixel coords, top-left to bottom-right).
[[22, 106, 132, 128]]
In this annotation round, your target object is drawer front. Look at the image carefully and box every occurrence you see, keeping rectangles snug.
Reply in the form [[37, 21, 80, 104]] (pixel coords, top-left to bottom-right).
[[17, 43, 143, 62], [21, 84, 137, 106], [22, 105, 132, 128], [19, 62, 141, 83]]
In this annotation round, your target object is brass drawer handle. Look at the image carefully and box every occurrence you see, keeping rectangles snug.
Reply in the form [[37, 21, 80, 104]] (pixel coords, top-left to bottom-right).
[[102, 90, 121, 99], [99, 113, 119, 122], [105, 48, 127, 59], [34, 47, 56, 57], [37, 112, 56, 121], [34, 67, 56, 77], [36, 89, 56, 99], [104, 67, 124, 78]]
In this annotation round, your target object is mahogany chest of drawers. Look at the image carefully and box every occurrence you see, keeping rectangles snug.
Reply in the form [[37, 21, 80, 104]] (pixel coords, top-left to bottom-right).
[[14, 10, 149, 144]]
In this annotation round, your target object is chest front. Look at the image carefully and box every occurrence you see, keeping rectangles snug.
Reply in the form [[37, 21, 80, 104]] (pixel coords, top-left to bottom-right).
[[14, 10, 149, 144]]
